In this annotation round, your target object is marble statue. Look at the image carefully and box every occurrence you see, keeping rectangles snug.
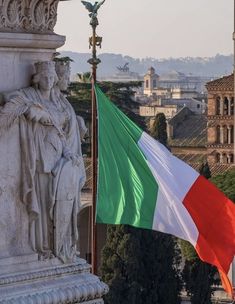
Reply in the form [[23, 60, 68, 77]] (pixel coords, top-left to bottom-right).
[[55, 60, 88, 141], [0, 61, 86, 263]]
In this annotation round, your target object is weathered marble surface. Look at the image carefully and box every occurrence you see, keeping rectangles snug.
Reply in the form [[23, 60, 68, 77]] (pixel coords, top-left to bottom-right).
[[0, 0, 65, 92], [1, 60, 86, 263], [0, 32, 65, 92], [0, 122, 32, 258], [0, 0, 60, 33], [0, 258, 108, 303]]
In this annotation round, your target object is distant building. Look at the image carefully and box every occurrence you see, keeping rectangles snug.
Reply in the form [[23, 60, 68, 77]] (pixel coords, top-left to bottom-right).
[[167, 108, 208, 171], [139, 104, 178, 120], [171, 87, 199, 99], [143, 67, 210, 97], [139, 97, 206, 123], [206, 74, 234, 169], [99, 62, 142, 83], [160, 98, 206, 115], [143, 67, 159, 96]]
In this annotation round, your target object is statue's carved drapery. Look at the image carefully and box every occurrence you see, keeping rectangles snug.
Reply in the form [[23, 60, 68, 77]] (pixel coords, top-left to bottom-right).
[[0, 0, 60, 32], [0, 61, 86, 263]]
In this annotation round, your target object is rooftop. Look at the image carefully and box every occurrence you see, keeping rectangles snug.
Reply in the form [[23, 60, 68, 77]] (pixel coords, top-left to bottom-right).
[[172, 155, 235, 176], [168, 114, 207, 147], [206, 74, 234, 92]]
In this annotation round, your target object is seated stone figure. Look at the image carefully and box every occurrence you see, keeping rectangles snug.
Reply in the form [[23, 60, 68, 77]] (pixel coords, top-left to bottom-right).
[[0, 61, 86, 263]]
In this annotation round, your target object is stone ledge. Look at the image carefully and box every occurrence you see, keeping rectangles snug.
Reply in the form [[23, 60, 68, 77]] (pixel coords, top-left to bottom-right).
[[206, 144, 233, 149], [0, 258, 90, 285], [0, 32, 65, 49], [0, 265, 108, 304], [207, 115, 234, 120]]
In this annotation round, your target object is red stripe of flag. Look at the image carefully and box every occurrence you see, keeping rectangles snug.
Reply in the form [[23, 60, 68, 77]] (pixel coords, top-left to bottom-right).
[[183, 175, 235, 297]]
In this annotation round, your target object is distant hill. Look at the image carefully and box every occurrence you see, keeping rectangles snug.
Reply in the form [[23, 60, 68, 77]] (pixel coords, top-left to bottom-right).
[[60, 51, 233, 79]]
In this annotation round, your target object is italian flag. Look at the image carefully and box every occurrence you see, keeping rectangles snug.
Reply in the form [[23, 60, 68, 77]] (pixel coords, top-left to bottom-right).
[[95, 85, 235, 297]]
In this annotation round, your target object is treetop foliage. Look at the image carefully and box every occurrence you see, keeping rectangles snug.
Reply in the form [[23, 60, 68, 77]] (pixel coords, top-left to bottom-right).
[[150, 113, 168, 146], [210, 169, 235, 202]]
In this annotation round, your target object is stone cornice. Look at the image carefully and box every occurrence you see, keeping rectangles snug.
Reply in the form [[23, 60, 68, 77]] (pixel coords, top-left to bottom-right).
[[206, 143, 234, 149], [0, 260, 90, 285], [0, 262, 108, 304], [0, 0, 60, 33], [0, 31, 65, 49], [207, 115, 234, 120], [0, 275, 108, 304]]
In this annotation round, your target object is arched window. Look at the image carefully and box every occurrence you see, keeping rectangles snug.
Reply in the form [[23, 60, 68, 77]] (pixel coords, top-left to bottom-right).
[[231, 126, 234, 144], [216, 153, 220, 163], [216, 126, 220, 143], [153, 79, 157, 88], [231, 97, 234, 115], [146, 79, 149, 89], [216, 96, 220, 115], [231, 154, 234, 163], [223, 97, 229, 115]]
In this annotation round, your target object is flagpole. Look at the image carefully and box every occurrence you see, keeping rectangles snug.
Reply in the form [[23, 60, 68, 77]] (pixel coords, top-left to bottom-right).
[[82, 0, 104, 274]]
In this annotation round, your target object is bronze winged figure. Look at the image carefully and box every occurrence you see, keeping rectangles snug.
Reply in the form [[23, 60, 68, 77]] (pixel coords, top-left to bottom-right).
[[81, 0, 105, 18]]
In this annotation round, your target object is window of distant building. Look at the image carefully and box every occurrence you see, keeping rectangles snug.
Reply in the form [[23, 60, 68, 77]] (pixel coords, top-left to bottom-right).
[[146, 80, 149, 88], [231, 97, 234, 115], [153, 79, 157, 88], [197, 104, 200, 109]]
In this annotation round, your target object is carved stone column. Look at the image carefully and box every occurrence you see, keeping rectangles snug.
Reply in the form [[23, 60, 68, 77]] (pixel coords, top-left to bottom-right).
[[220, 97, 224, 115], [220, 153, 223, 164], [228, 126, 231, 144], [228, 97, 231, 116], [220, 126, 224, 144]]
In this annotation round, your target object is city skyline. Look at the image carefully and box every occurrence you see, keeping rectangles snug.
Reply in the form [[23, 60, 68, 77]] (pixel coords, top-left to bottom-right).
[[56, 0, 233, 59]]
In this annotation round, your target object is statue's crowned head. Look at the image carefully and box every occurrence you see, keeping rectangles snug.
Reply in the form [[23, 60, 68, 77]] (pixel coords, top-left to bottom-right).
[[32, 61, 58, 90], [55, 61, 71, 92], [35, 61, 56, 74]]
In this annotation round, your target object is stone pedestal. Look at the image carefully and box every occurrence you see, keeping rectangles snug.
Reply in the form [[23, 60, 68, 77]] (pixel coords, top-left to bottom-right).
[[0, 258, 107, 303]]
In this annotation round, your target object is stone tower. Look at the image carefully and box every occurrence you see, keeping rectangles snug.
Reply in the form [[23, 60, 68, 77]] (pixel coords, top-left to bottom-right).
[[206, 74, 234, 165], [143, 67, 159, 96]]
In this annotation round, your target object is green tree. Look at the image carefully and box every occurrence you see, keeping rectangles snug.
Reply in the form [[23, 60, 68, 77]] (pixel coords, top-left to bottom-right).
[[199, 162, 211, 179], [98, 81, 146, 130], [211, 169, 235, 202], [101, 226, 182, 304], [150, 113, 167, 146]]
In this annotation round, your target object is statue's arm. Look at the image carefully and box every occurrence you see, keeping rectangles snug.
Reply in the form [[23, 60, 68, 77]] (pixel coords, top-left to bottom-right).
[[0, 92, 30, 131], [1, 90, 53, 127]]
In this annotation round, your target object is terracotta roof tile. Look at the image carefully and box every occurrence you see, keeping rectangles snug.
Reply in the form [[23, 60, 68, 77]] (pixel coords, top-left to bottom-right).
[[206, 74, 234, 92]]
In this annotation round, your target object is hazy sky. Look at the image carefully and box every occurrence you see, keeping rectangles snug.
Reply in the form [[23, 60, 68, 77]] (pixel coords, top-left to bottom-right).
[[55, 0, 233, 58]]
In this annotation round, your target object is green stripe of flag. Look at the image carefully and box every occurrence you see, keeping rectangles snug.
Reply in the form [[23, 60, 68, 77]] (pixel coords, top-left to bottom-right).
[[95, 85, 158, 229]]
